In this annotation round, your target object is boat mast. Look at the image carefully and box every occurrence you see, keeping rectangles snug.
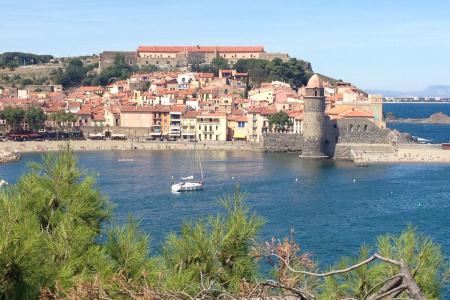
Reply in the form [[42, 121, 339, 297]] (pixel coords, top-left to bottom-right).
[[199, 156, 204, 181]]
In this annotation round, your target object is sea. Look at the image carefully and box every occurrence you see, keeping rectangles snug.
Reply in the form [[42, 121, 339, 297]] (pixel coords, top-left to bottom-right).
[[0, 103, 449, 296], [384, 102, 450, 143]]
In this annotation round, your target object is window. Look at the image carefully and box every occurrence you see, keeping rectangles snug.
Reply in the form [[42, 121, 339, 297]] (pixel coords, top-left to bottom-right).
[[349, 124, 354, 132], [333, 124, 337, 128], [364, 125, 368, 132]]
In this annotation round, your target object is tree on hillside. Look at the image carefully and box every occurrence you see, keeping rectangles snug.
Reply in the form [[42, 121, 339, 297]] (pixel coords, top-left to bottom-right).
[[234, 58, 312, 89], [211, 57, 229, 75], [96, 54, 136, 86], [54, 59, 87, 88]]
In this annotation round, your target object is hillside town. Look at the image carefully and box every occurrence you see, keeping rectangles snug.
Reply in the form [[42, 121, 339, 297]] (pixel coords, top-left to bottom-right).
[[0, 46, 384, 144]]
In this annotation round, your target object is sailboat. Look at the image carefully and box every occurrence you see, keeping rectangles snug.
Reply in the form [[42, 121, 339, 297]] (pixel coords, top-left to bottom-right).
[[171, 144, 204, 192]]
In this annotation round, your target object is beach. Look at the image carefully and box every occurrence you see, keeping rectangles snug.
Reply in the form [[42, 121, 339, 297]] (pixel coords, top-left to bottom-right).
[[351, 144, 450, 164]]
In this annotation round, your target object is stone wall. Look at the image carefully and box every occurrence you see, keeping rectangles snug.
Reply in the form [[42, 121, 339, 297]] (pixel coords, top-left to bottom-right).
[[259, 52, 290, 61], [336, 118, 393, 144], [80, 126, 154, 138], [100, 51, 137, 71], [262, 133, 303, 152]]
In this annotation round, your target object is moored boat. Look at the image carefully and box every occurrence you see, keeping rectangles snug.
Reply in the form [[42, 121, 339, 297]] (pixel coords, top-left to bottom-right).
[[171, 144, 204, 193]]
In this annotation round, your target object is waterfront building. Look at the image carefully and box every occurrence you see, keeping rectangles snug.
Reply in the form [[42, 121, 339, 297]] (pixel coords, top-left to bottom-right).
[[246, 106, 277, 142], [169, 105, 185, 139], [181, 110, 200, 140], [227, 113, 248, 141], [196, 111, 227, 141]]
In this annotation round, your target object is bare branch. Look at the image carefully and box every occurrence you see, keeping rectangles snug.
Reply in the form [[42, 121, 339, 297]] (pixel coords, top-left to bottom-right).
[[270, 252, 401, 277]]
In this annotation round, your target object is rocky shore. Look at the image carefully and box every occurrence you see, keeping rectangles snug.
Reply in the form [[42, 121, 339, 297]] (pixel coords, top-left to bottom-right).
[[386, 112, 450, 124], [0, 150, 21, 164]]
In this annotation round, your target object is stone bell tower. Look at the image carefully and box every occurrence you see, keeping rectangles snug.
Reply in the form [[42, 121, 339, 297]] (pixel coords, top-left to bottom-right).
[[300, 74, 327, 158]]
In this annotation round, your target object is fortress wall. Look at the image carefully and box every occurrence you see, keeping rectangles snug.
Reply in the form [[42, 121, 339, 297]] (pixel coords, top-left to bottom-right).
[[336, 118, 393, 144], [99, 51, 137, 71], [262, 133, 303, 152]]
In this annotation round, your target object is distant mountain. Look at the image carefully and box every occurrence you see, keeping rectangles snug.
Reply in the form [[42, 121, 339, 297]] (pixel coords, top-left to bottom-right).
[[366, 85, 450, 98]]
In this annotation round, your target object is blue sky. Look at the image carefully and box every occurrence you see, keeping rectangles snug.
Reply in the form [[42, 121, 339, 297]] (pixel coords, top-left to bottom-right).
[[1, 0, 449, 90]]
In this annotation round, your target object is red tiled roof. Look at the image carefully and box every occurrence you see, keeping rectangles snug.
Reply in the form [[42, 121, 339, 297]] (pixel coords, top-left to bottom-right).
[[77, 86, 105, 93], [77, 106, 92, 115], [137, 46, 264, 53], [184, 110, 202, 118]]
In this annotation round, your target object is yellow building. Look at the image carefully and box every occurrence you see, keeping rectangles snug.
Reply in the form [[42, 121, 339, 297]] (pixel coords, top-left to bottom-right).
[[227, 114, 248, 141], [196, 111, 227, 141]]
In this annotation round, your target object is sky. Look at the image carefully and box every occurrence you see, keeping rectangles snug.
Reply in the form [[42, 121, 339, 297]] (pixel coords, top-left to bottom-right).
[[1, 0, 449, 91]]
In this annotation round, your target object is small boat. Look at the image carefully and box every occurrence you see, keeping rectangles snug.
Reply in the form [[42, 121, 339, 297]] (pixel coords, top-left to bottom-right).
[[0, 179, 8, 187], [171, 144, 204, 193], [118, 158, 135, 162]]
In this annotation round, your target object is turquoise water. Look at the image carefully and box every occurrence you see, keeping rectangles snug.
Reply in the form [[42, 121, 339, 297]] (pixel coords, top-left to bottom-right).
[[1, 151, 449, 294]]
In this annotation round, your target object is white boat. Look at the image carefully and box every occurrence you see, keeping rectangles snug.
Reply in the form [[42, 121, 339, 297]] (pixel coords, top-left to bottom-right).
[[0, 179, 8, 187], [118, 158, 135, 162], [171, 144, 204, 193]]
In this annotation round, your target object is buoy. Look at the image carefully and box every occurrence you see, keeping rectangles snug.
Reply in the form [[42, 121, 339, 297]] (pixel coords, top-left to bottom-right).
[[390, 191, 393, 195], [97, 173, 100, 177], [353, 179, 356, 183], [295, 178, 298, 182], [418, 203, 421, 207], [232, 176, 235, 180]]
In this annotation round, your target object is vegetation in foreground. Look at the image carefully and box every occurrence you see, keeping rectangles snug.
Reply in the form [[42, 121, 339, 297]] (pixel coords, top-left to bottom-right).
[[0, 149, 448, 299]]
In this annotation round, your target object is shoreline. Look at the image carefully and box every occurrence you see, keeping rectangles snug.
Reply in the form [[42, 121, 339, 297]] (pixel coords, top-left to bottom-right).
[[0, 140, 261, 154], [1, 140, 450, 164]]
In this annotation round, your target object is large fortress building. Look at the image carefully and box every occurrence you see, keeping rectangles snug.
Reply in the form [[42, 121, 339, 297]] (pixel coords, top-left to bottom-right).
[[99, 45, 289, 70]]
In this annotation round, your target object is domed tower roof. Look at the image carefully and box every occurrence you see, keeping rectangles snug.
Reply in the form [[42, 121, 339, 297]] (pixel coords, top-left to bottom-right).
[[306, 74, 323, 89]]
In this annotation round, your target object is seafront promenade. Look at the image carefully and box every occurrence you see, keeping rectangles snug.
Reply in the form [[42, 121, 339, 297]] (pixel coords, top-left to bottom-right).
[[0, 140, 260, 153]]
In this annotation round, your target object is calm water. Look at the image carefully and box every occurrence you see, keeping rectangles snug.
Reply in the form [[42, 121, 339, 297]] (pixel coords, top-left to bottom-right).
[[384, 103, 450, 143], [1, 152, 449, 283]]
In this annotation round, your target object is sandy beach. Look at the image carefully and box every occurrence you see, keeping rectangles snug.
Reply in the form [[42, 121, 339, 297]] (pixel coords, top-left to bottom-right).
[[0, 140, 260, 153], [351, 144, 450, 164]]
